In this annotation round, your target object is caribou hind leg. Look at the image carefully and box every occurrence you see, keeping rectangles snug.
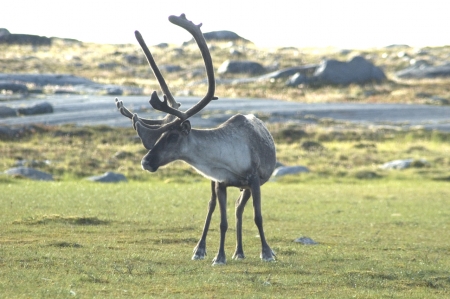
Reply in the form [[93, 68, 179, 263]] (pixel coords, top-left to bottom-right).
[[192, 181, 216, 260], [232, 189, 251, 260], [212, 182, 228, 265], [250, 176, 276, 261]]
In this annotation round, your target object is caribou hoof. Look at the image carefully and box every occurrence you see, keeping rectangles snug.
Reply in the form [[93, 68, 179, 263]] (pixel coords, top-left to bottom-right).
[[192, 245, 206, 260], [212, 255, 226, 266], [232, 252, 245, 260], [261, 249, 276, 262]]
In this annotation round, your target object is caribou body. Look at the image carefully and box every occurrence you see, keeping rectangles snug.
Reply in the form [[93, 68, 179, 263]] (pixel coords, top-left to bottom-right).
[[115, 14, 276, 265]]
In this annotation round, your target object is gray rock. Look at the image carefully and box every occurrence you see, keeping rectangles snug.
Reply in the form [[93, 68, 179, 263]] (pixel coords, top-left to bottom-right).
[[272, 166, 310, 177], [286, 73, 308, 86], [0, 74, 96, 86], [294, 237, 318, 245], [98, 62, 122, 70], [203, 31, 250, 43], [123, 54, 142, 65], [218, 60, 266, 75], [0, 33, 51, 46], [105, 86, 123, 96], [159, 64, 183, 73], [0, 81, 28, 93], [17, 102, 53, 116], [396, 62, 450, 79], [86, 172, 127, 183], [4, 167, 53, 181], [0, 106, 17, 118], [380, 159, 429, 170], [0, 28, 10, 37], [313, 56, 386, 85]]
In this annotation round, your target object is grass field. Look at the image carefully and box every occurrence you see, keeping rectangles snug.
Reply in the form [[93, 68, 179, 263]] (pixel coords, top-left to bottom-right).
[[1, 38, 450, 298], [1, 178, 449, 298]]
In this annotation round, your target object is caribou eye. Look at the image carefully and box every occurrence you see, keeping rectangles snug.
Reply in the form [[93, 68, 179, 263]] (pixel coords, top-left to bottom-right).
[[167, 132, 179, 144]]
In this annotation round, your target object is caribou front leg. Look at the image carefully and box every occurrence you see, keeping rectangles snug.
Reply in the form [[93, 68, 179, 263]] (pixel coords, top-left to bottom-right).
[[250, 176, 276, 262], [212, 182, 228, 265], [192, 181, 216, 260], [232, 189, 251, 260]]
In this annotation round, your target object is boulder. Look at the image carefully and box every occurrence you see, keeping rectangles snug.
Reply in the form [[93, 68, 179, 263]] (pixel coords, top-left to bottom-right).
[[218, 60, 266, 75], [4, 167, 54, 181], [286, 73, 308, 86], [86, 172, 127, 183], [396, 62, 450, 79], [159, 64, 183, 73], [272, 166, 310, 177], [17, 102, 53, 115], [0, 28, 10, 37], [313, 56, 386, 85], [0, 33, 51, 46], [0, 74, 96, 86], [0, 106, 17, 118], [203, 31, 250, 43], [380, 159, 429, 170], [294, 236, 318, 245], [0, 81, 28, 93]]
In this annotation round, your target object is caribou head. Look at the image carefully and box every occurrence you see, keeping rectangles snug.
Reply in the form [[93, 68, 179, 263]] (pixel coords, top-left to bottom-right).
[[115, 14, 217, 152], [115, 14, 276, 265]]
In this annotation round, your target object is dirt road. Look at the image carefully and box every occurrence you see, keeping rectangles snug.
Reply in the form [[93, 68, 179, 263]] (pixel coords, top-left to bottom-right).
[[1, 95, 450, 131]]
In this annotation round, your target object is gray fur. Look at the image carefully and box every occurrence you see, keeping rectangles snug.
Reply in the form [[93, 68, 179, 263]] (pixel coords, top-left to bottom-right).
[[115, 14, 276, 265]]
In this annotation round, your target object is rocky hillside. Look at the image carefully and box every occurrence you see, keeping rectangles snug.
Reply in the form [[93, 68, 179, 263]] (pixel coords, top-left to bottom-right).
[[0, 29, 449, 104]]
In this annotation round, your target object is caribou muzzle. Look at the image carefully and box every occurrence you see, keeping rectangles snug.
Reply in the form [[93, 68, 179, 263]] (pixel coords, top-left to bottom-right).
[[141, 158, 158, 172]]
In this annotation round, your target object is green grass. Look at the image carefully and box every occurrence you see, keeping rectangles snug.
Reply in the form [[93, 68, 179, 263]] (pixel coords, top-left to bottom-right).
[[1, 179, 449, 298]]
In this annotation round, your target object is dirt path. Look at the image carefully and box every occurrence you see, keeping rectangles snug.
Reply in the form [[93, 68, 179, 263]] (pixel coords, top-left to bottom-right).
[[1, 95, 450, 131]]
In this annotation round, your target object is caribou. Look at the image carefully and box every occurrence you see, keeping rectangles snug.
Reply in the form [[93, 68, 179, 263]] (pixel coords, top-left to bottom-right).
[[115, 14, 276, 265]]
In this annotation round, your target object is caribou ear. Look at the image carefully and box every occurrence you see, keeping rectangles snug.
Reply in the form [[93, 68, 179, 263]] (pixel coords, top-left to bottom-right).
[[180, 120, 191, 135]]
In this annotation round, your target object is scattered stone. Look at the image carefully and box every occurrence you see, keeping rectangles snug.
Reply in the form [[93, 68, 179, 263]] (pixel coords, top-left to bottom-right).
[[396, 62, 450, 79], [272, 166, 310, 177], [260, 65, 319, 80], [86, 172, 127, 183], [0, 32, 51, 46], [105, 86, 123, 96], [218, 60, 266, 75], [0, 106, 17, 118], [0, 81, 28, 93], [300, 141, 325, 151], [159, 64, 183, 73], [154, 42, 169, 48], [203, 31, 250, 43], [354, 170, 381, 179], [17, 102, 53, 115], [0, 28, 10, 37], [353, 143, 376, 149], [294, 237, 318, 245], [4, 167, 54, 181], [98, 62, 122, 70], [380, 159, 429, 170], [286, 72, 308, 86], [416, 93, 449, 105], [123, 54, 142, 65], [0, 74, 95, 86], [312, 56, 386, 85]]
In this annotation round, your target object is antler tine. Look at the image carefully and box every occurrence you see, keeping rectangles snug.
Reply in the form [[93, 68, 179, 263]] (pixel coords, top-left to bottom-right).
[[115, 97, 168, 127], [134, 30, 180, 109], [167, 14, 218, 119], [115, 98, 133, 119]]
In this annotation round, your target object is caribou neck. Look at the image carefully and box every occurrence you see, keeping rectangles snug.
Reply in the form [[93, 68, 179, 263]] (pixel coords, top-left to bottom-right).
[[180, 128, 252, 186]]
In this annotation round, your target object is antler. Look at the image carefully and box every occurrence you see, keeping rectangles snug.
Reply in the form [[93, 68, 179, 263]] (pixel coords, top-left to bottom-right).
[[134, 31, 180, 109], [115, 14, 217, 149], [145, 13, 218, 126]]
